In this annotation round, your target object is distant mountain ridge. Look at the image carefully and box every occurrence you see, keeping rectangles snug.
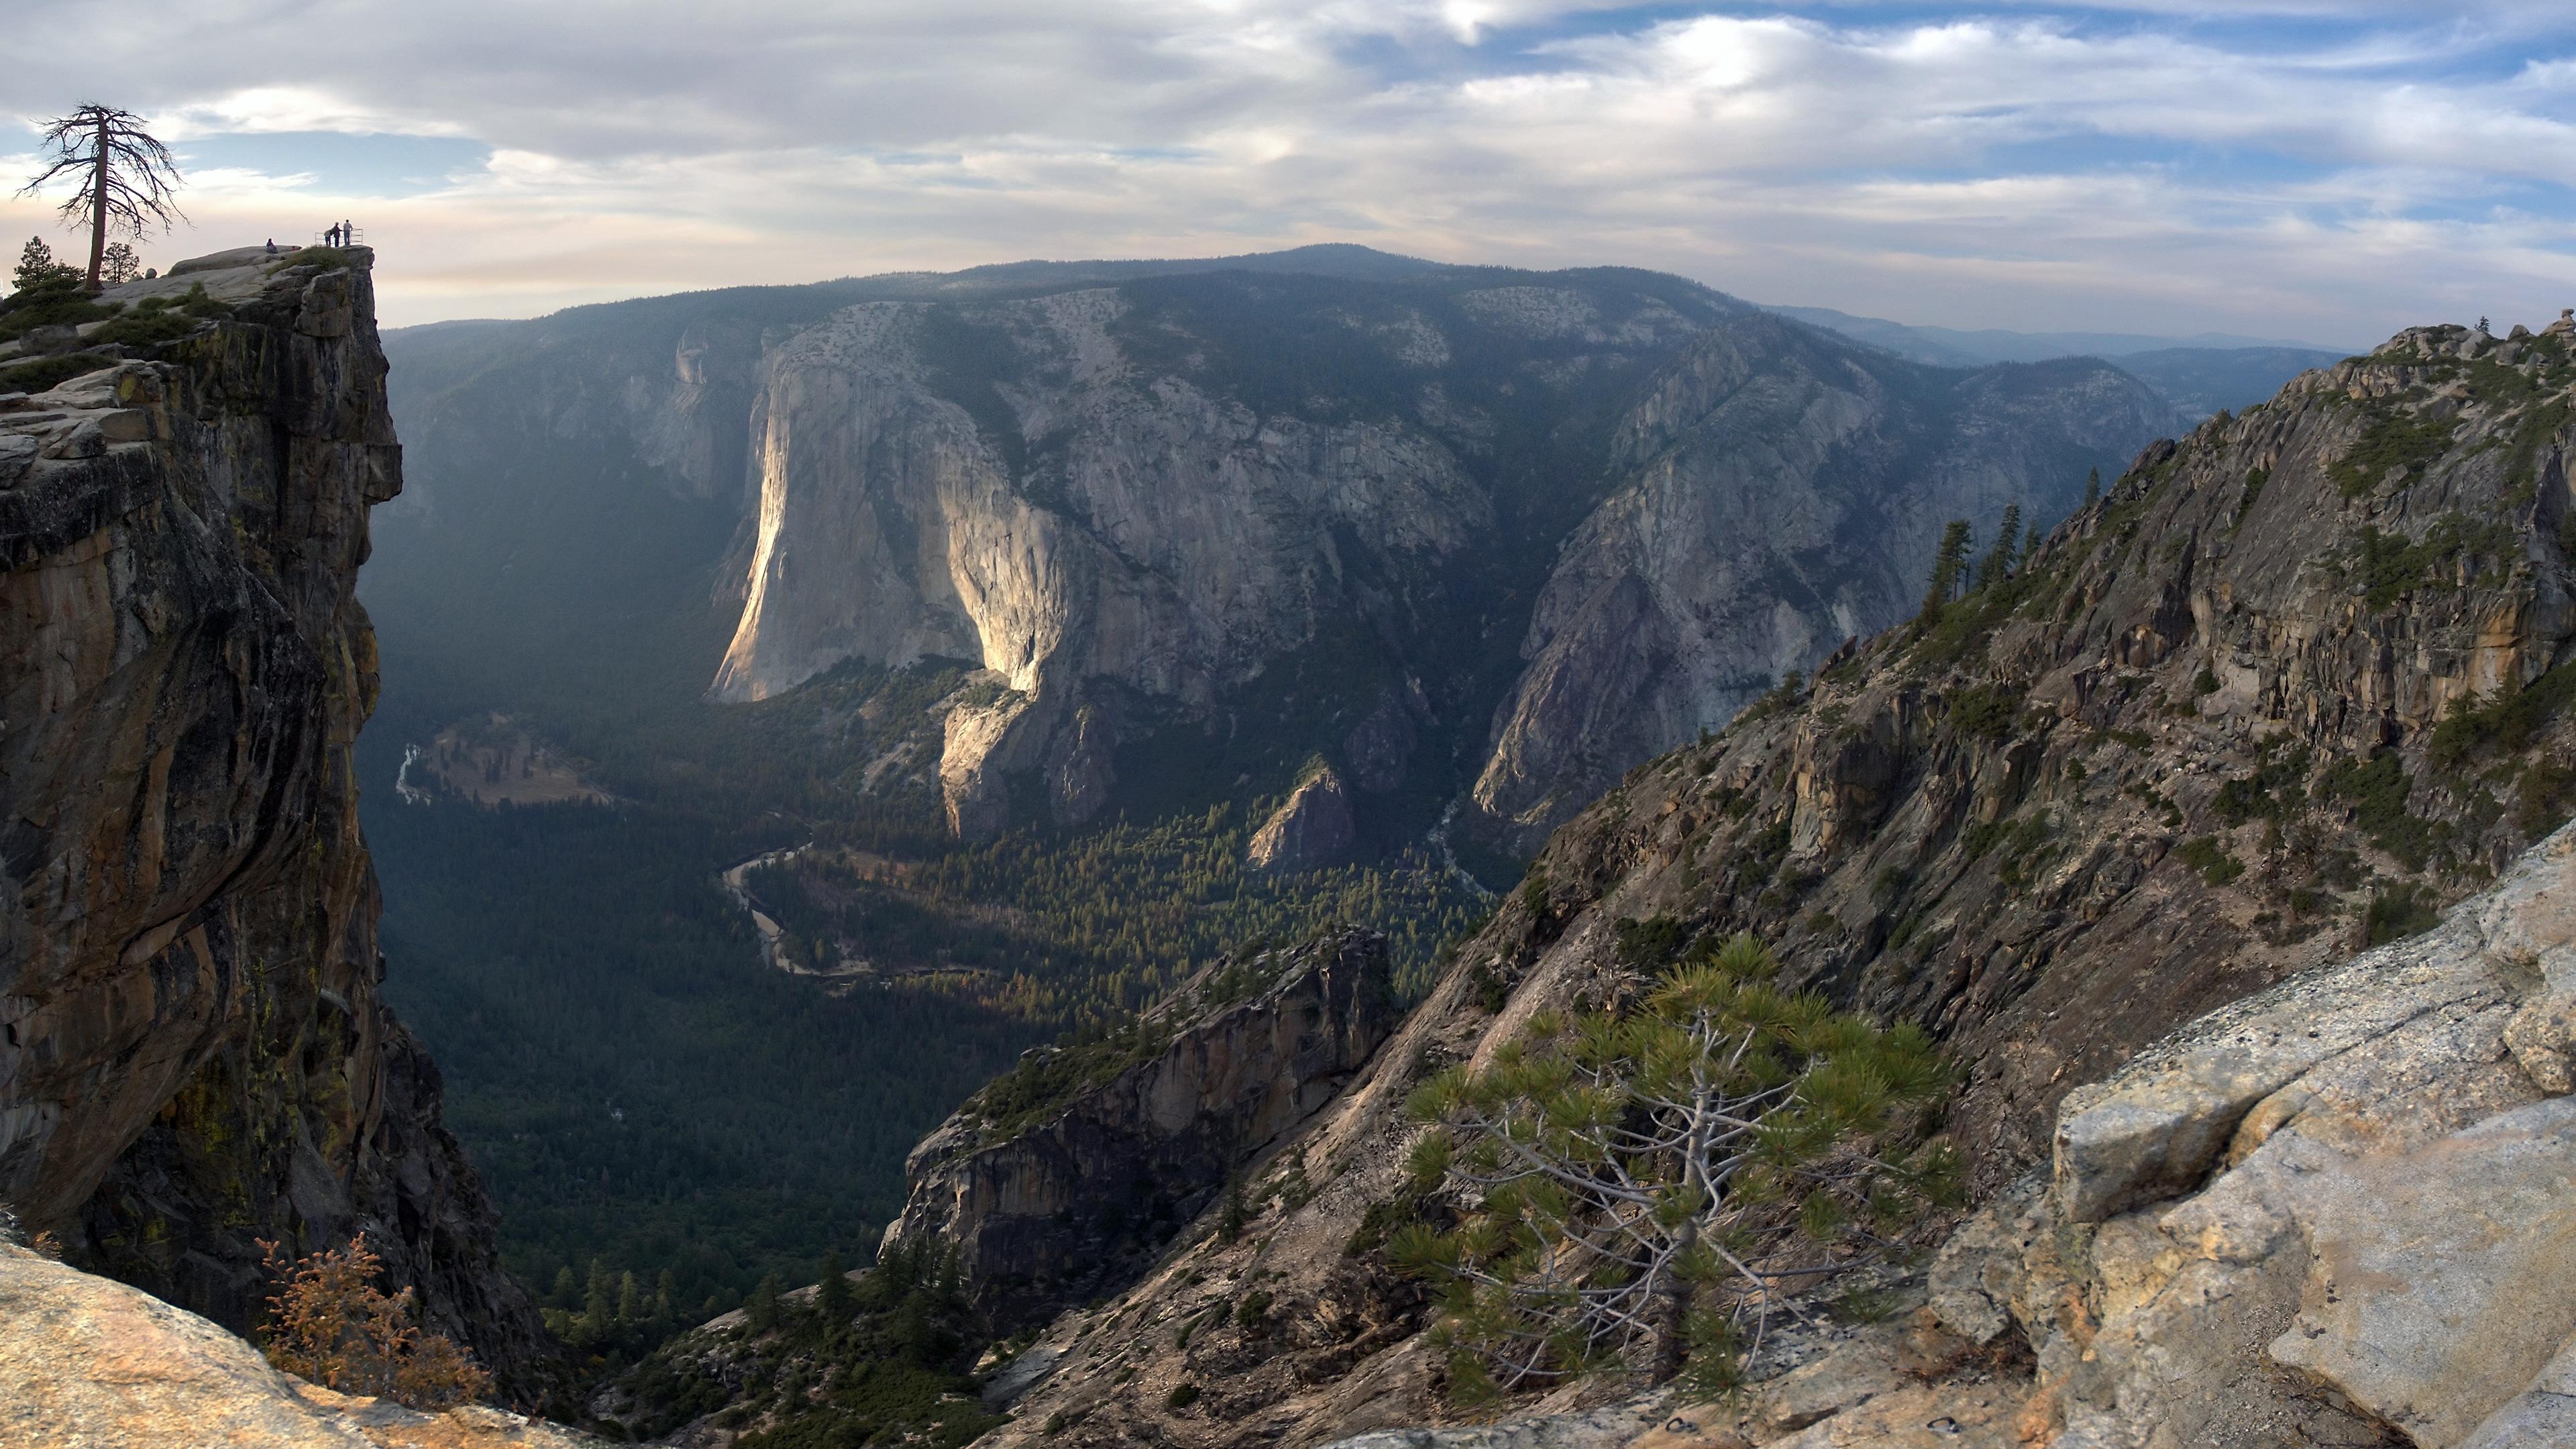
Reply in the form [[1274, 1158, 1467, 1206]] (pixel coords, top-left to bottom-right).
[[1764, 303, 2350, 421], [1764, 302, 2343, 364]]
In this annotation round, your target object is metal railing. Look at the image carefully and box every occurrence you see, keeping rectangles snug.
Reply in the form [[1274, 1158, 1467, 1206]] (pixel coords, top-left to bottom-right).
[[310, 227, 367, 247]]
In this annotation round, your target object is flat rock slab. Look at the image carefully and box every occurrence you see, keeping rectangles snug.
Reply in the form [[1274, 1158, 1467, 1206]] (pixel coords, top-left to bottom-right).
[[0, 1242, 590, 1448], [2463, 1338, 2576, 1448], [2270, 1095, 2576, 1449]]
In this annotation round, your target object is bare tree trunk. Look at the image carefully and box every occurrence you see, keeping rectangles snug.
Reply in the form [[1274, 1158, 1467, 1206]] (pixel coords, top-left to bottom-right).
[[1650, 1218, 1695, 1383], [85, 119, 109, 292]]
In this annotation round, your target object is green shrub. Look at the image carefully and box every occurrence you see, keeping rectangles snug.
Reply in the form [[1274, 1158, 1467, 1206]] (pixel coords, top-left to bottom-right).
[[2365, 883, 2440, 945], [0, 351, 116, 395], [2232, 468, 2268, 529], [2329, 409, 2457, 497], [1394, 933, 1955, 1401], [0, 278, 117, 341], [2430, 663, 2576, 773], [2176, 837, 2245, 887], [1614, 916, 1690, 969], [85, 310, 205, 347], [2342, 517, 2511, 610], [1944, 685, 2025, 740], [2322, 753, 2449, 873]]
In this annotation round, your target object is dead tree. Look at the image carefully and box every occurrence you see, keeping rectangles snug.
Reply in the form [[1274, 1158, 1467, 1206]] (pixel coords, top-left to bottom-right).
[[17, 105, 185, 291]]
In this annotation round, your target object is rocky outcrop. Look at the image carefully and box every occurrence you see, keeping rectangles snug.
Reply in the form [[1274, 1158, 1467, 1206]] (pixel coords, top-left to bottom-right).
[[882, 928, 1399, 1332], [1248, 767, 1358, 873], [969, 319, 2576, 1447], [0, 1239, 591, 1448], [1472, 319, 2176, 850], [0, 249, 554, 1395], [1285, 821, 2576, 1449], [1886, 819, 2576, 1449], [707, 277, 2167, 846]]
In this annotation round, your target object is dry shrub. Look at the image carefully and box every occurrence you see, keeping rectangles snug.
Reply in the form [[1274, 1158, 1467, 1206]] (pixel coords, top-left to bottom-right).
[[258, 1234, 492, 1410], [0, 1203, 62, 1260]]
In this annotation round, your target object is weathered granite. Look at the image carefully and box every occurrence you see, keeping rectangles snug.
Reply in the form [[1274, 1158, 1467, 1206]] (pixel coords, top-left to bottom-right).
[[883, 926, 1400, 1332], [1472, 313, 2174, 850], [1248, 765, 1358, 873], [0, 248, 555, 1396], [0, 1240, 590, 1448], [1927, 820, 2576, 1449]]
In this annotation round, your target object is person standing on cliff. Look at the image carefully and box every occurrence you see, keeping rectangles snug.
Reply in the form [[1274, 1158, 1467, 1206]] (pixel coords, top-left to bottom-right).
[[325, 223, 340, 246]]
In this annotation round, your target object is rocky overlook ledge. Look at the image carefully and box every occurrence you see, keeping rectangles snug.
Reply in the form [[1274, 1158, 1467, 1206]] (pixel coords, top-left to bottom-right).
[[0, 246, 554, 1395]]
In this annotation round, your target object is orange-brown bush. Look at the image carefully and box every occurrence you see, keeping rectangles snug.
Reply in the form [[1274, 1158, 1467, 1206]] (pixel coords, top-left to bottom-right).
[[258, 1235, 492, 1410]]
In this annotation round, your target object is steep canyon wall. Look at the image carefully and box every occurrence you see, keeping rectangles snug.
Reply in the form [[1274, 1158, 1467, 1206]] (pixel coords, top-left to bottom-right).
[[0, 248, 553, 1395]]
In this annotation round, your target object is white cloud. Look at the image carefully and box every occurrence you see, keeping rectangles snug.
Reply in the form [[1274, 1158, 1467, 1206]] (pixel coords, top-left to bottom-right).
[[0, 3, 2570, 341]]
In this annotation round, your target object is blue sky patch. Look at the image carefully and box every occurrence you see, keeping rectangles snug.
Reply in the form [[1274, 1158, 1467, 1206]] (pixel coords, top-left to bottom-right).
[[170, 131, 491, 199]]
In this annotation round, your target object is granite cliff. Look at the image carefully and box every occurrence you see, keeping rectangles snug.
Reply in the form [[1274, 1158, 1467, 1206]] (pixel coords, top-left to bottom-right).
[[0, 248, 553, 1395], [1473, 315, 2171, 849], [374, 251, 2170, 858], [958, 318, 2576, 1446], [883, 927, 1399, 1333]]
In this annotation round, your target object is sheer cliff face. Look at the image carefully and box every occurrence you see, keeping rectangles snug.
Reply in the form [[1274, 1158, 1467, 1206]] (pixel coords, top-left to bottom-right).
[[706, 288, 1505, 839], [0, 251, 552, 1393], [713, 291, 1491, 707], [1472, 317, 2174, 849], [372, 258, 2168, 853], [969, 323, 2576, 1445], [672, 266, 2166, 844]]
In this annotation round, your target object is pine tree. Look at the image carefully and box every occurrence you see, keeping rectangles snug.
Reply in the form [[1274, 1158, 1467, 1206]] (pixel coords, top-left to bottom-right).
[[11, 236, 79, 296], [16, 105, 186, 290], [549, 1265, 578, 1311], [2021, 524, 2042, 571], [578, 1258, 613, 1344], [2082, 466, 2102, 509], [99, 240, 140, 286], [818, 1248, 853, 1323], [1393, 934, 1957, 1399], [1919, 520, 1973, 621], [746, 1271, 784, 1333], [615, 1270, 641, 1327], [1972, 505, 2021, 594], [1218, 1177, 1248, 1244]]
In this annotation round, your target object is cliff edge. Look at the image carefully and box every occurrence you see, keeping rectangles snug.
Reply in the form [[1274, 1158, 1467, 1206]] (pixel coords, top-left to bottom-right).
[[0, 247, 554, 1394]]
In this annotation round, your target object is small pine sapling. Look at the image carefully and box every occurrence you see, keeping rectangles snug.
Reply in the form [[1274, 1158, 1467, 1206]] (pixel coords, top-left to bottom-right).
[[1391, 934, 1958, 1403]]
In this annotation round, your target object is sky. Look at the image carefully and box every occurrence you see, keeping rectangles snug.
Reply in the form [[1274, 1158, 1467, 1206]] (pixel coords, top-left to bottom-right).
[[3, 1, 2573, 342]]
